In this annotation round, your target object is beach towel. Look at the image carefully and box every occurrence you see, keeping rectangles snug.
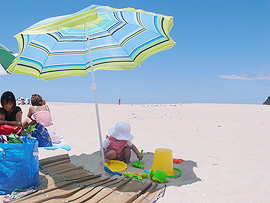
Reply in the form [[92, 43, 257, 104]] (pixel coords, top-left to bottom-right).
[[0, 125, 22, 135], [40, 136, 71, 151], [26, 124, 70, 151], [3, 186, 38, 202]]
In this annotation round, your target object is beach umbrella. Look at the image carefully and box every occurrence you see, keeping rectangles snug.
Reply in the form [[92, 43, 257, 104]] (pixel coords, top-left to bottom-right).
[[16, 97, 25, 101], [0, 43, 15, 75], [8, 5, 175, 167]]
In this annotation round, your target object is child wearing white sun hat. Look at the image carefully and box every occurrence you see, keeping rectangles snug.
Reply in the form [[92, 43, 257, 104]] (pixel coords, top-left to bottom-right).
[[103, 121, 143, 164]]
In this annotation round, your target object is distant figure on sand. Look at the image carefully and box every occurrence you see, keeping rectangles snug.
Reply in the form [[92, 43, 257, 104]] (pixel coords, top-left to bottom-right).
[[118, 99, 121, 105], [103, 121, 143, 164], [22, 94, 60, 143]]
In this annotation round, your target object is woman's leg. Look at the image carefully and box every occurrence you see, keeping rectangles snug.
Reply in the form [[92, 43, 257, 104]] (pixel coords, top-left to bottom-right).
[[22, 117, 31, 129], [22, 118, 36, 129]]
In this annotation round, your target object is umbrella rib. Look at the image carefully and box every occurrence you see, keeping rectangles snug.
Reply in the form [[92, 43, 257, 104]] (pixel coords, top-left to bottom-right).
[[97, 8, 172, 41], [84, 12, 160, 67], [40, 33, 62, 75]]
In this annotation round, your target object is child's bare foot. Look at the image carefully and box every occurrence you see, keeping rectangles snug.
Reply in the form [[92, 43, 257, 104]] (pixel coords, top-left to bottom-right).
[[124, 160, 130, 164]]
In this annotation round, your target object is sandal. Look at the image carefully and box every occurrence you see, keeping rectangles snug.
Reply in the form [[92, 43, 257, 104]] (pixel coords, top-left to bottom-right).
[[3, 186, 38, 202]]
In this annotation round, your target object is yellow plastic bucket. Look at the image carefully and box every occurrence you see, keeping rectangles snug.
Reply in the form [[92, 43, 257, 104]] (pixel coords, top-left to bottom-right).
[[151, 148, 175, 176]]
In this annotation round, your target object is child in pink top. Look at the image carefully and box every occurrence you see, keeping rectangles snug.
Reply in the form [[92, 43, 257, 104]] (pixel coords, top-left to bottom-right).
[[103, 121, 143, 164]]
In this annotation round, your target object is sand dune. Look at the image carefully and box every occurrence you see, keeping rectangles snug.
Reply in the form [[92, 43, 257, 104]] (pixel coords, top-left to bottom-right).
[[1, 103, 270, 202]]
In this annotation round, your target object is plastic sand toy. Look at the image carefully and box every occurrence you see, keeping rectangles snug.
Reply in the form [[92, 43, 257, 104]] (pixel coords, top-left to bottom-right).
[[104, 166, 122, 176], [105, 160, 127, 172], [150, 169, 168, 183], [167, 168, 183, 178], [123, 172, 148, 180], [151, 148, 175, 176], [173, 158, 184, 164], [132, 150, 144, 169]]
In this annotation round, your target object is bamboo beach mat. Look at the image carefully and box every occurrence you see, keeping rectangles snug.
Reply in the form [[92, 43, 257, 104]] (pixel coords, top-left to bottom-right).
[[13, 154, 166, 203]]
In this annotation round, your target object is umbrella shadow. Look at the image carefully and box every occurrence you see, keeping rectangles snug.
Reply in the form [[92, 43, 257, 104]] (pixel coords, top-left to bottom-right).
[[70, 151, 201, 188]]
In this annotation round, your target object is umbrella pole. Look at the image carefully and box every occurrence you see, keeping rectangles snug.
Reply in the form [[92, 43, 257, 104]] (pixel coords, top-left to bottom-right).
[[85, 23, 105, 168]]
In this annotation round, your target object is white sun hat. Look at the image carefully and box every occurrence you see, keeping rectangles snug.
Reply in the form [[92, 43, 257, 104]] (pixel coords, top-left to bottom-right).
[[108, 121, 134, 140]]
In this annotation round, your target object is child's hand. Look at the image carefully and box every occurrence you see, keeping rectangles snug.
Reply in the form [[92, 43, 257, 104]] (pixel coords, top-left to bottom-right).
[[105, 158, 110, 164], [137, 153, 143, 160]]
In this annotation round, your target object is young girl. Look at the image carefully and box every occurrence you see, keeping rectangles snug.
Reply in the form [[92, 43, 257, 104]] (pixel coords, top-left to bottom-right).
[[0, 91, 22, 126], [22, 94, 60, 143], [103, 121, 143, 164]]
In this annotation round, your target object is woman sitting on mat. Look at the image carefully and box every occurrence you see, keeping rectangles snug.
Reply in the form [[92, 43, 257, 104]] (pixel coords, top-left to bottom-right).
[[22, 94, 60, 143]]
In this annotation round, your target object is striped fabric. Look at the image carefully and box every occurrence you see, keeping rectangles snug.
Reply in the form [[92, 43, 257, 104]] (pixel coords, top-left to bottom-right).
[[0, 43, 15, 75], [8, 5, 175, 80], [0, 64, 7, 75]]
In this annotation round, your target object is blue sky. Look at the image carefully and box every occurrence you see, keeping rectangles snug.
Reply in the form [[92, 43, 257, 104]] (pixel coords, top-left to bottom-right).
[[0, 0, 269, 104]]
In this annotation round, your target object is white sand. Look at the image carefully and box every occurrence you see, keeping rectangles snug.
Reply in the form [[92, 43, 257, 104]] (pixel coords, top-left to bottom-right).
[[1, 103, 270, 202]]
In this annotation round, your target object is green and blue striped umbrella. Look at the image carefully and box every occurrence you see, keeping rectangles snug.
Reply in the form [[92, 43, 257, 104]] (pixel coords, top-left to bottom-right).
[[8, 5, 175, 167], [8, 5, 175, 80]]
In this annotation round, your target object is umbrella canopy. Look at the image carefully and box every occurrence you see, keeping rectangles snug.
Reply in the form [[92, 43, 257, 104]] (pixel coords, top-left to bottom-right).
[[8, 5, 175, 167], [0, 43, 15, 75], [263, 96, 270, 105], [16, 97, 25, 101], [8, 5, 175, 80]]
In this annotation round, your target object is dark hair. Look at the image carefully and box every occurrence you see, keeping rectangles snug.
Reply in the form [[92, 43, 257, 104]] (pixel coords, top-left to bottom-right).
[[1, 91, 16, 110], [31, 94, 43, 106], [0, 108, 6, 116]]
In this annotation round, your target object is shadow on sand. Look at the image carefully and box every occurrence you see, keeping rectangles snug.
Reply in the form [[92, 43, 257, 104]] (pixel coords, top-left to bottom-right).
[[70, 151, 201, 188]]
